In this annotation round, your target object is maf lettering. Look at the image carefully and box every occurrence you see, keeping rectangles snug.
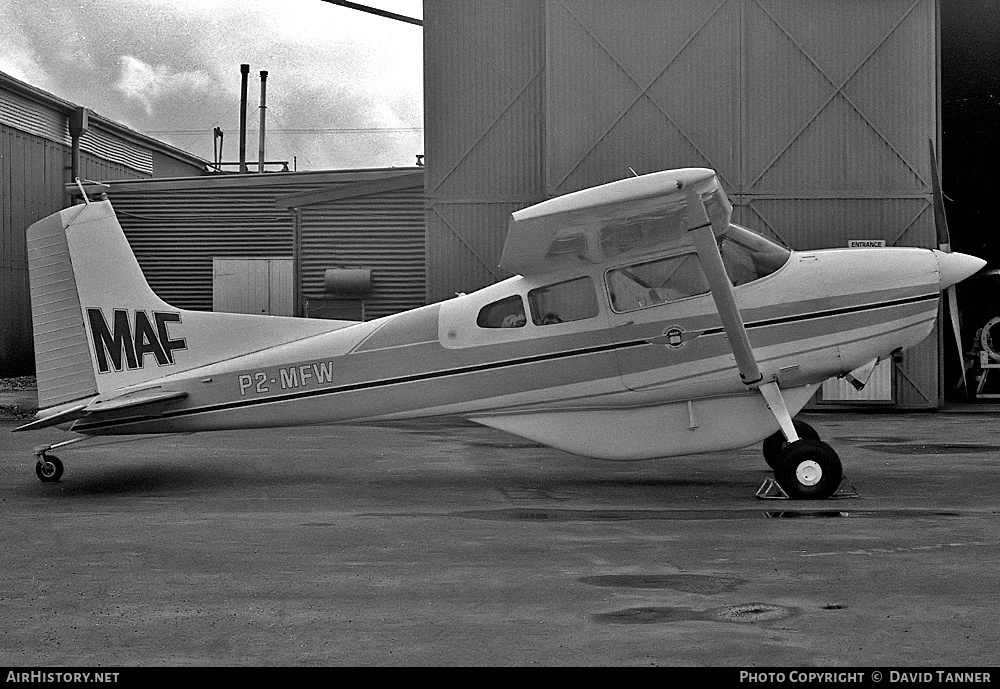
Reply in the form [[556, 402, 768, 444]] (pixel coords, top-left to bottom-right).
[[87, 308, 187, 374]]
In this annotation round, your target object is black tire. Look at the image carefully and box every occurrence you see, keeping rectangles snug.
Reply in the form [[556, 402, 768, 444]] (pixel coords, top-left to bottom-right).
[[762, 420, 820, 469], [773, 439, 842, 500], [35, 455, 63, 482]]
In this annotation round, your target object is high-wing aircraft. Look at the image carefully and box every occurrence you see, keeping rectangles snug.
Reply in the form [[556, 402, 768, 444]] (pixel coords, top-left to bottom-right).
[[15, 167, 984, 499]]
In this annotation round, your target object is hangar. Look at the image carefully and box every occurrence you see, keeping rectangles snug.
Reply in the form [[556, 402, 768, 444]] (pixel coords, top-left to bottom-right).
[[423, 0, 988, 409]]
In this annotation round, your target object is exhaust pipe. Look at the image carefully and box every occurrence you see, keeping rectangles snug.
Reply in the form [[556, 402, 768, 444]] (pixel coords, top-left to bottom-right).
[[239, 63, 249, 173], [258, 70, 268, 173]]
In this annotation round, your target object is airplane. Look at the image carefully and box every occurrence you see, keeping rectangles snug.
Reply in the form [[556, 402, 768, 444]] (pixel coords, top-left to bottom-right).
[[14, 166, 984, 500]]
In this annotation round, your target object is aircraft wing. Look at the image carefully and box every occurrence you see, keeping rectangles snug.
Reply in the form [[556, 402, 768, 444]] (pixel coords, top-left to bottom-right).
[[499, 168, 732, 277], [13, 387, 187, 432]]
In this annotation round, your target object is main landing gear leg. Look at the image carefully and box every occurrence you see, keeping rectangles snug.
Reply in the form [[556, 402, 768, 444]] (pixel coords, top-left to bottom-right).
[[681, 193, 850, 500], [758, 382, 845, 500], [33, 437, 84, 483]]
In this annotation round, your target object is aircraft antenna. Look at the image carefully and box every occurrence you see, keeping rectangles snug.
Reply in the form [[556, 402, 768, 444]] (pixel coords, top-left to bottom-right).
[[75, 178, 90, 205]]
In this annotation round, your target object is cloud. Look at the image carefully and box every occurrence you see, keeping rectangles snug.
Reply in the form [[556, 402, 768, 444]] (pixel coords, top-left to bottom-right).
[[1, 0, 424, 170], [116, 55, 214, 115]]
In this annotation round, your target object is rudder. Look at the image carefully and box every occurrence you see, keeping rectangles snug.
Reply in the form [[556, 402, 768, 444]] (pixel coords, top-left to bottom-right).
[[27, 207, 101, 408]]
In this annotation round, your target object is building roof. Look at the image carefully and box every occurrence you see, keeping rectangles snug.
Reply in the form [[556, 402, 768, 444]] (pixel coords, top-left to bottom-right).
[[0, 70, 209, 170], [74, 166, 424, 196]]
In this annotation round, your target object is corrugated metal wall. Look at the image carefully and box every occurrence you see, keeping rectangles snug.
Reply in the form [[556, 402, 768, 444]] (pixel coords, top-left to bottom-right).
[[0, 88, 69, 144], [299, 186, 426, 319], [425, 0, 940, 407], [1, 85, 154, 176], [79, 129, 154, 175], [0, 124, 152, 374], [102, 177, 307, 309], [0, 126, 64, 374], [98, 170, 426, 320]]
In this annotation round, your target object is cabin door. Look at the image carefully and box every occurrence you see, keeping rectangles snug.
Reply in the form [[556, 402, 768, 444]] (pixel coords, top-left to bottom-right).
[[605, 252, 719, 392]]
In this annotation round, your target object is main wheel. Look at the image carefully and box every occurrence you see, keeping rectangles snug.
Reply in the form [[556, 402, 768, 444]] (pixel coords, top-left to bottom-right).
[[35, 455, 63, 482], [773, 439, 842, 500], [762, 420, 820, 469]]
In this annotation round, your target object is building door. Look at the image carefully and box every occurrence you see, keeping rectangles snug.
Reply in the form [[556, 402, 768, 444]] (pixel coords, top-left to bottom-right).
[[212, 258, 293, 316]]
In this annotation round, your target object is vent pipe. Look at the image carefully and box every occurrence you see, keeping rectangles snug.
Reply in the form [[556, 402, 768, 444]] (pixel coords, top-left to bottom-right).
[[258, 70, 268, 173], [239, 63, 249, 173], [213, 126, 224, 171], [68, 107, 89, 180]]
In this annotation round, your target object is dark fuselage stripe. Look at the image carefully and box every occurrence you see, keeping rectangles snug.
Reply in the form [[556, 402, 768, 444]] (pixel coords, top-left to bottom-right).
[[73, 292, 938, 431], [744, 293, 937, 330]]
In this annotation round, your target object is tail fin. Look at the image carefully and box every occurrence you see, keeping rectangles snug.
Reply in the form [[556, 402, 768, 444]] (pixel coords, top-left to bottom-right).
[[26, 200, 347, 410]]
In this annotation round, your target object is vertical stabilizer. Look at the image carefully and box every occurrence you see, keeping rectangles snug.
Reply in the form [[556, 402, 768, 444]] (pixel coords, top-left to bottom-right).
[[26, 200, 350, 411], [27, 200, 194, 406]]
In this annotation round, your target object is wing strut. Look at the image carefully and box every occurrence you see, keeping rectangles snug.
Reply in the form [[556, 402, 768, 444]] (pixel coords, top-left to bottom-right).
[[684, 191, 800, 444]]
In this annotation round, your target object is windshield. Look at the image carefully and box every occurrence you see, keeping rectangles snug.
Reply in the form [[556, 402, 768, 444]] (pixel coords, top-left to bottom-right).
[[718, 224, 790, 286]]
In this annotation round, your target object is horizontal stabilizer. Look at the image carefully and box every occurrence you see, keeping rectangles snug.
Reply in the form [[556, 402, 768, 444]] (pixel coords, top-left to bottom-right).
[[14, 388, 187, 433], [83, 388, 188, 413], [13, 402, 91, 433]]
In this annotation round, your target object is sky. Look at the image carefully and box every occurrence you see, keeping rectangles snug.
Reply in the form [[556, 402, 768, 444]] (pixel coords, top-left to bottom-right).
[[0, 0, 423, 171]]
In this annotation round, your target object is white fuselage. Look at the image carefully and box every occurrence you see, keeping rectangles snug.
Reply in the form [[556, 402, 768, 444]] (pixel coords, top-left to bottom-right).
[[67, 245, 945, 460]]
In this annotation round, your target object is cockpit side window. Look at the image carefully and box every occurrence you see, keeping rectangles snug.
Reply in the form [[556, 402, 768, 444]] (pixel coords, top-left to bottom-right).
[[718, 224, 791, 286], [528, 276, 599, 325], [477, 295, 526, 328], [606, 253, 709, 312]]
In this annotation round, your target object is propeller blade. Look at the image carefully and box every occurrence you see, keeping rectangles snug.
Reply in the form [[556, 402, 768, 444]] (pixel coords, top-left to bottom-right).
[[929, 139, 951, 251], [930, 139, 973, 396], [946, 285, 968, 394]]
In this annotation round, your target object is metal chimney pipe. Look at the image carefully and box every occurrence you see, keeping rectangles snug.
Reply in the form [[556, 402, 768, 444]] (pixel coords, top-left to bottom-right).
[[239, 63, 249, 173], [258, 70, 268, 173], [68, 107, 89, 181]]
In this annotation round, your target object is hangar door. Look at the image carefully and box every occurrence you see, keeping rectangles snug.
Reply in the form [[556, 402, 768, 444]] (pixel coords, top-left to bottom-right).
[[424, 0, 546, 303], [543, 0, 940, 407]]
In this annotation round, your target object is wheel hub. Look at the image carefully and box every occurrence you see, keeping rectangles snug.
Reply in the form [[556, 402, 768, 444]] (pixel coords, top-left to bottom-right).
[[795, 460, 823, 486]]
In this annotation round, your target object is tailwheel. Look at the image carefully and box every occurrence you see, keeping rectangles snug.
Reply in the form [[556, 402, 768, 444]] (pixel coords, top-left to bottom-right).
[[762, 420, 820, 470], [773, 439, 842, 500], [35, 455, 64, 483]]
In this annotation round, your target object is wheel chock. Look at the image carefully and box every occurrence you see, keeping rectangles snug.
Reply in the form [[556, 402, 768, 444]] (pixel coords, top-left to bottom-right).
[[830, 477, 860, 499], [756, 476, 861, 500], [756, 477, 789, 499]]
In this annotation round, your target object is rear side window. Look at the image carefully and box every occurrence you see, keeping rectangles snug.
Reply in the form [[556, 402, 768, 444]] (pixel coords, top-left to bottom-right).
[[528, 277, 599, 325], [477, 295, 526, 328]]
